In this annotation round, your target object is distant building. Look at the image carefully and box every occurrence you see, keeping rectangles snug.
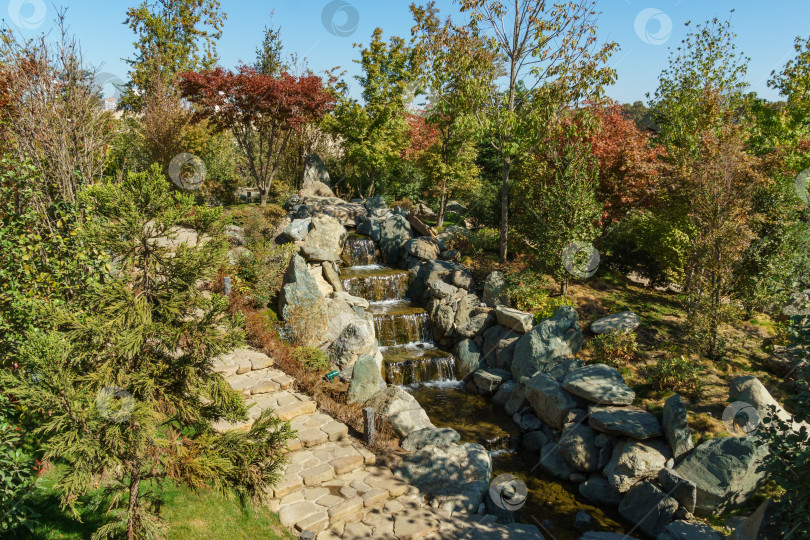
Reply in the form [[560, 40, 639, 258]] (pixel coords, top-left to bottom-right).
[[101, 97, 117, 111]]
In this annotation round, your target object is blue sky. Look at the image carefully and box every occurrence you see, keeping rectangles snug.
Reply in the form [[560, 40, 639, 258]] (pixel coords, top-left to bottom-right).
[[4, 0, 809, 103]]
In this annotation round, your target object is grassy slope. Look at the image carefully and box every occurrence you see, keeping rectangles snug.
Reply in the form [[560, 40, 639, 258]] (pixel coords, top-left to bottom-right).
[[13, 467, 293, 540]]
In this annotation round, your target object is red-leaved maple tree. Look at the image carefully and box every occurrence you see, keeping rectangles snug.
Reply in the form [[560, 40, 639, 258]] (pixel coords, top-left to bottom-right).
[[179, 66, 335, 204]]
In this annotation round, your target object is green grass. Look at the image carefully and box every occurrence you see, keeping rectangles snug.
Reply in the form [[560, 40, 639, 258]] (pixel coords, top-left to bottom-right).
[[12, 467, 293, 540]]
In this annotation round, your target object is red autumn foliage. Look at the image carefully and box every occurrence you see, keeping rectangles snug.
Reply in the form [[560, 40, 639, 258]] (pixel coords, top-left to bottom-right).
[[587, 102, 666, 224], [402, 112, 440, 161], [178, 66, 336, 203]]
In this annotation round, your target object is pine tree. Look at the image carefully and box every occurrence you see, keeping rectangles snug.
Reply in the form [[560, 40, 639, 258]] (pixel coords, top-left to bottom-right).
[[2, 166, 293, 539]]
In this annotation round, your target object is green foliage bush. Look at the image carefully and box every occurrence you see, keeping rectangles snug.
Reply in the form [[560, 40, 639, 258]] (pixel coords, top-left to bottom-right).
[[228, 204, 287, 245], [589, 329, 639, 367], [293, 346, 330, 372], [233, 241, 297, 309], [646, 354, 702, 396], [502, 269, 574, 319], [0, 394, 38, 534]]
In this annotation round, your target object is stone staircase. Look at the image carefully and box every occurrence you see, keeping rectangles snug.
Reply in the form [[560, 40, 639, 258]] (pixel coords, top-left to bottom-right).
[[213, 347, 542, 539]]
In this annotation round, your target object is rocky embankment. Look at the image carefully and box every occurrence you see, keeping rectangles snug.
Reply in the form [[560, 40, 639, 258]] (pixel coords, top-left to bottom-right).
[[247, 184, 800, 539]]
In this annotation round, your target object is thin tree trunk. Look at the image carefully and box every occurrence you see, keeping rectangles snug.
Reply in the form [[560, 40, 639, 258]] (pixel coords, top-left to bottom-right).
[[127, 470, 141, 540], [500, 158, 510, 261], [437, 182, 448, 229]]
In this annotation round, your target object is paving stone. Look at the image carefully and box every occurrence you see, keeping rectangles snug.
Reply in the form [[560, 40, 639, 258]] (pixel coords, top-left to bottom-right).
[[331, 455, 364, 475], [279, 500, 320, 527], [277, 400, 317, 421], [279, 491, 304, 506], [322, 422, 349, 441], [273, 476, 303, 498], [299, 428, 329, 448], [340, 486, 357, 499], [384, 499, 405, 514], [343, 522, 373, 538], [304, 487, 330, 501], [365, 472, 409, 497], [316, 494, 344, 508], [274, 374, 295, 388], [362, 487, 389, 508], [393, 507, 441, 539], [327, 496, 364, 522], [251, 380, 280, 394], [296, 511, 329, 533], [249, 353, 274, 370], [277, 393, 300, 407], [301, 463, 335, 486]]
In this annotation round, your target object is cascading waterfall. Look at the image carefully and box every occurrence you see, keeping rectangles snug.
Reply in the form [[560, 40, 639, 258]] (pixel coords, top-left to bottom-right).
[[338, 235, 456, 385]]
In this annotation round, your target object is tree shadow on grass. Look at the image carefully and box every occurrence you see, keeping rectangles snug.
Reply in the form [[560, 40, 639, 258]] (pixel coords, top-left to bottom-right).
[[10, 489, 107, 540]]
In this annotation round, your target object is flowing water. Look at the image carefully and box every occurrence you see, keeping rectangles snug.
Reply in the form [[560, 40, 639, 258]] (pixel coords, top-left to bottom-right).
[[340, 233, 627, 538]]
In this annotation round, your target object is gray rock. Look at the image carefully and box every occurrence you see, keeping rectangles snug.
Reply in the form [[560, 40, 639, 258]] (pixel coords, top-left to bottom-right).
[[525, 372, 581, 429], [223, 224, 245, 246], [454, 339, 483, 380], [538, 441, 574, 480], [299, 245, 340, 262], [484, 270, 509, 307], [357, 216, 382, 241], [454, 294, 480, 328], [495, 306, 535, 333], [302, 214, 347, 253], [396, 443, 492, 513], [327, 318, 377, 369], [432, 304, 456, 340], [364, 195, 387, 212], [590, 311, 641, 334], [589, 405, 663, 440], [401, 427, 461, 451], [674, 436, 768, 516], [580, 533, 640, 540], [428, 279, 459, 300], [574, 510, 592, 529], [364, 386, 435, 437], [604, 438, 672, 493], [657, 520, 724, 540], [618, 481, 678, 538], [578, 476, 622, 506], [278, 255, 328, 347], [505, 377, 530, 416], [321, 261, 344, 293], [409, 259, 472, 303], [456, 312, 496, 338], [282, 217, 312, 242], [379, 214, 412, 266], [404, 237, 441, 260], [330, 291, 368, 308], [473, 368, 511, 396], [559, 423, 601, 472], [663, 394, 693, 461], [482, 325, 519, 366], [562, 364, 636, 405], [302, 153, 331, 187], [544, 356, 584, 382], [522, 430, 550, 453], [511, 306, 584, 380], [658, 468, 697, 514], [347, 354, 385, 404], [493, 380, 515, 406], [519, 412, 544, 433], [729, 375, 798, 429]]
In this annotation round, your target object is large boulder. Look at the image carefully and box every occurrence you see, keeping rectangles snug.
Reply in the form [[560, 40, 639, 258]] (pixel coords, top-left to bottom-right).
[[282, 217, 312, 243], [299, 245, 340, 263], [588, 405, 663, 440], [327, 318, 377, 369], [482, 325, 520, 368], [618, 481, 678, 537], [538, 441, 575, 480], [401, 427, 461, 452], [357, 216, 382, 241], [729, 375, 799, 429], [405, 214, 435, 238], [473, 368, 511, 396], [558, 423, 601, 472], [657, 521, 724, 540], [658, 467, 697, 514], [364, 386, 435, 438], [562, 364, 635, 405], [302, 153, 331, 187], [323, 296, 372, 346], [603, 438, 672, 493], [454, 339, 483, 380], [409, 259, 473, 304], [525, 372, 581, 429], [504, 376, 530, 416], [578, 476, 622, 506], [674, 436, 768, 516], [496, 306, 535, 333], [663, 394, 693, 461], [278, 255, 328, 348], [511, 306, 584, 380], [483, 271, 509, 307], [590, 311, 641, 334], [347, 354, 385, 404], [301, 214, 347, 253], [396, 443, 492, 513], [379, 214, 412, 266], [404, 237, 441, 260]]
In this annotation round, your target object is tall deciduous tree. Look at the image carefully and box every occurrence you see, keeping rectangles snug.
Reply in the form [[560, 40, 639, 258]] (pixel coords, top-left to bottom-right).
[[123, 0, 226, 111], [179, 67, 335, 205], [1, 167, 293, 540], [457, 0, 617, 261], [410, 2, 495, 227]]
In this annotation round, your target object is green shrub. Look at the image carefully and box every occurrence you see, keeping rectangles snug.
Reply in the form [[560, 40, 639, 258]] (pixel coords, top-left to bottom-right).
[[589, 329, 639, 368], [293, 346, 330, 372], [533, 296, 576, 322], [503, 270, 574, 319], [468, 227, 499, 254], [646, 355, 702, 396], [0, 394, 38, 534], [228, 204, 287, 245], [233, 241, 297, 308]]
